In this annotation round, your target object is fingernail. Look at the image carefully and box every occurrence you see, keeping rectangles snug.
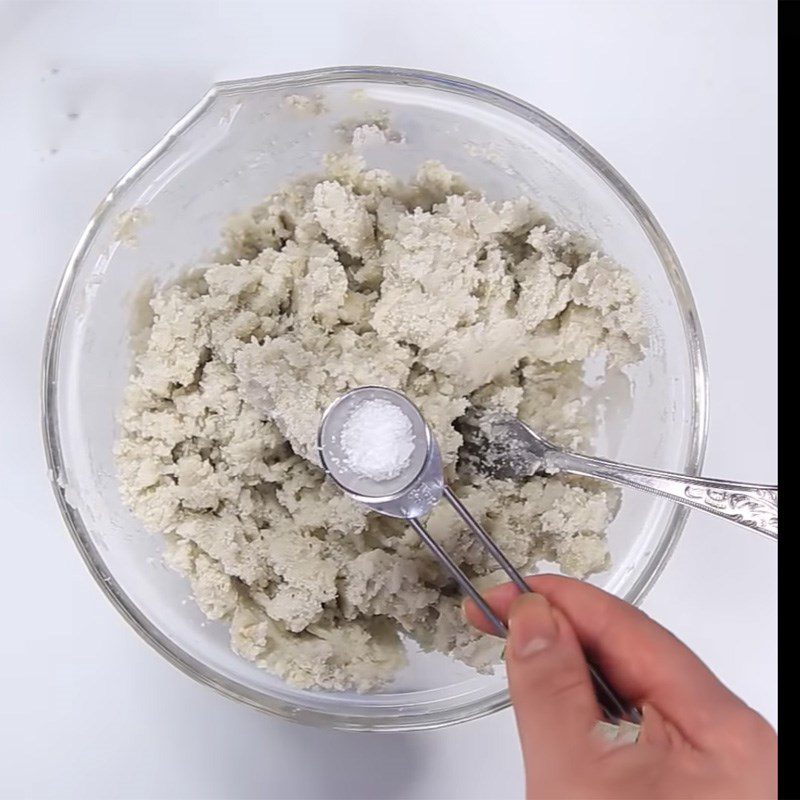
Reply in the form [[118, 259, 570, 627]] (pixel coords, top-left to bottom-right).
[[509, 594, 558, 659]]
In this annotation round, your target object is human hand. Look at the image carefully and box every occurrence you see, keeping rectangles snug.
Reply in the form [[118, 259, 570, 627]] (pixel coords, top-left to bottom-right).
[[464, 575, 776, 800]]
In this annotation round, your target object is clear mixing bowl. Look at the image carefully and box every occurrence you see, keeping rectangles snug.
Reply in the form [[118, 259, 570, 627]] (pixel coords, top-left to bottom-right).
[[42, 67, 708, 731]]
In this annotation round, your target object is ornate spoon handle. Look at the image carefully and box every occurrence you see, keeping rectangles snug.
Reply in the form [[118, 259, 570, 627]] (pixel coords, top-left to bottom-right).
[[550, 451, 778, 540]]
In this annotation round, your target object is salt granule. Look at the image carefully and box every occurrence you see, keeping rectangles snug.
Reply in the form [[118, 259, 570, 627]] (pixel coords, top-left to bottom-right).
[[340, 399, 416, 481]]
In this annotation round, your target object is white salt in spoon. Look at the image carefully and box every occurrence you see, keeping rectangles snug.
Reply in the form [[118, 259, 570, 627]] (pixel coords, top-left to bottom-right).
[[318, 385, 639, 724]]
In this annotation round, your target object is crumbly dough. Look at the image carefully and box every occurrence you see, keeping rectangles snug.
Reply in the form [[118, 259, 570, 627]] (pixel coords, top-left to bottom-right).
[[116, 146, 646, 692]]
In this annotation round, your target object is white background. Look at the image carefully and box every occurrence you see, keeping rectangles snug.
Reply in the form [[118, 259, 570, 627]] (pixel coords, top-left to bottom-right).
[[0, 1, 776, 798]]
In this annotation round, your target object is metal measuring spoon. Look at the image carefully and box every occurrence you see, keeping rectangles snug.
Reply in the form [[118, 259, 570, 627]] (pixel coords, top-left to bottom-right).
[[317, 385, 506, 634], [318, 385, 640, 724]]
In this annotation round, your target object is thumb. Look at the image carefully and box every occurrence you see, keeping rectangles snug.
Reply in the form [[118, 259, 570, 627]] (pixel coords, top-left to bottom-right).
[[506, 593, 600, 767]]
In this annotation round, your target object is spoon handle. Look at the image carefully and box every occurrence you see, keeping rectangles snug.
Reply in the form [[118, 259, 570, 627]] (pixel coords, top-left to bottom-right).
[[550, 451, 778, 540]]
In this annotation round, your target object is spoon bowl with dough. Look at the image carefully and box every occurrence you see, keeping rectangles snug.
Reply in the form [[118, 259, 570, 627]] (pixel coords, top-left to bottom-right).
[[459, 413, 777, 540]]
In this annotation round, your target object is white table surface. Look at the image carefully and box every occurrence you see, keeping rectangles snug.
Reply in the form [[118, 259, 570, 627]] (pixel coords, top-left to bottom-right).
[[0, 2, 776, 798]]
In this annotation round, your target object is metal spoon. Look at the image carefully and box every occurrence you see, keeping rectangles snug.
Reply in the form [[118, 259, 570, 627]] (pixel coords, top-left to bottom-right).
[[459, 413, 778, 540], [318, 385, 641, 724]]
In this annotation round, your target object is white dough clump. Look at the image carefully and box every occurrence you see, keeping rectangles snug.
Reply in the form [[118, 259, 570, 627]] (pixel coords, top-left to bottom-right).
[[340, 399, 415, 481], [115, 146, 647, 692]]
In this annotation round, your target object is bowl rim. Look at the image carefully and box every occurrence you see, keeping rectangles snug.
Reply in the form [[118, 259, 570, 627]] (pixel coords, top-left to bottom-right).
[[41, 65, 709, 732]]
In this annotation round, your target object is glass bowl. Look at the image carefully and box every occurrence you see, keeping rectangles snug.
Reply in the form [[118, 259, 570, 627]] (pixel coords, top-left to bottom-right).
[[42, 67, 708, 731]]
